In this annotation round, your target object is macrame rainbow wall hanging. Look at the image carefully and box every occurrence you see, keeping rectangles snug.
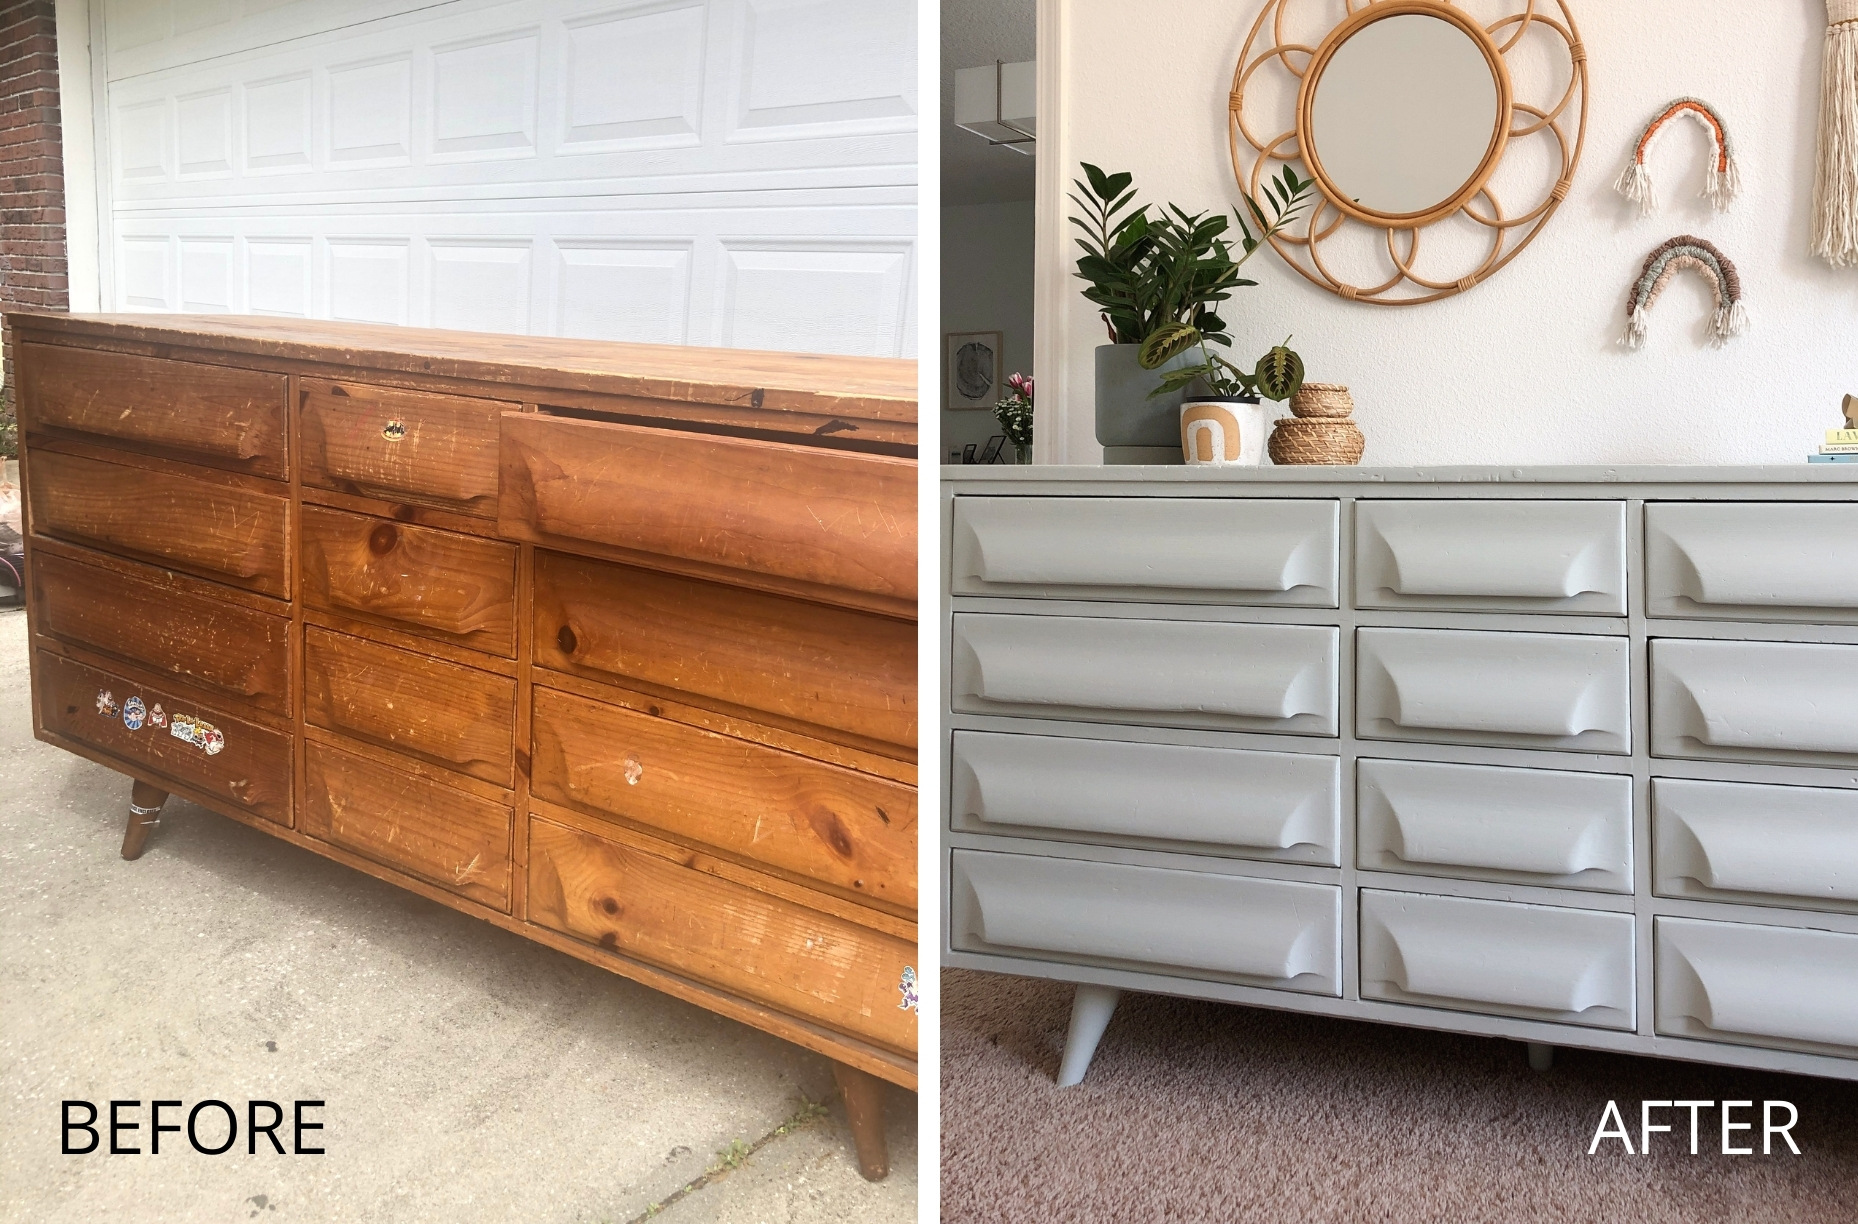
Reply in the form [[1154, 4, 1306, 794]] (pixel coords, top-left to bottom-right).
[[1623, 235, 1748, 349], [1614, 98, 1741, 216], [1815, 0, 1858, 265]]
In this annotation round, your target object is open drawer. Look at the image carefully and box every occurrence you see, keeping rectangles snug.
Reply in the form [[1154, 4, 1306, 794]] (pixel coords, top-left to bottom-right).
[[499, 412, 915, 613]]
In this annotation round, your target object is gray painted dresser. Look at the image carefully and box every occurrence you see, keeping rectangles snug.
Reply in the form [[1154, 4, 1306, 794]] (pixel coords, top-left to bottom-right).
[[942, 466, 1858, 1084]]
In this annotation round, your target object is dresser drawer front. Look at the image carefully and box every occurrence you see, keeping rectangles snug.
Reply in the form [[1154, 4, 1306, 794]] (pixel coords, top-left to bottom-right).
[[1651, 639, 1858, 766], [950, 731, 1339, 865], [302, 740, 512, 910], [532, 686, 915, 909], [1653, 778, 1858, 912], [500, 413, 916, 607], [299, 381, 507, 515], [1646, 502, 1858, 621], [1655, 918, 1858, 1057], [1355, 500, 1627, 614], [31, 549, 291, 716], [304, 628, 514, 786], [526, 815, 917, 1053], [1357, 627, 1630, 753], [951, 496, 1339, 606], [1358, 759, 1632, 892], [950, 849, 1340, 994], [1360, 890, 1635, 1028], [18, 343, 288, 479], [534, 551, 915, 750], [951, 613, 1339, 735], [28, 450, 290, 598], [300, 505, 517, 656], [37, 651, 291, 824]]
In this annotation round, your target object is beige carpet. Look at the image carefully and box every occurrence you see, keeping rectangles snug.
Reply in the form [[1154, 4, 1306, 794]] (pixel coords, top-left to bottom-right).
[[941, 969, 1858, 1223]]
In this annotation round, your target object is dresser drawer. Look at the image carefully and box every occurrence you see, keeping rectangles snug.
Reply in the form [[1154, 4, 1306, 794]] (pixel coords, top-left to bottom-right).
[[1360, 890, 1635, 1029], [1655, 917, 1858, 1058], [31, 548, 291, 716], [949, 849, 1341, 994], [17, 342, 288, 479], [301, 739, 512, 911], [300, 505, 517, 656], [1653, 778, 1858, 912], [304, 628, 514, 786], [532, 686, 914, 909], [950, 730, 1339, 865], [1646, 502, 1858, 622], [951, 496, 1339, 606], [526, 814, 918, 1053], [1355, 500, 1626, 614], [300, 380, 507, 515], [1358, 759, 1632, 892], [1651, 638, 1858, 767], [534, 551, 915, 750], [1357, 627, 1630, 753], [28, 449, 290, 599], [951, 613, 1339, 736], [500, 413, 915, 610], [37, 651, 291, 824]]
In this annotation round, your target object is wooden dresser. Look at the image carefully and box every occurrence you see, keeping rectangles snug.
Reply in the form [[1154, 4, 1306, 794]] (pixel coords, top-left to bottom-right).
[[7, 312, 917, 1178], [944, 466, 1858, 1086]]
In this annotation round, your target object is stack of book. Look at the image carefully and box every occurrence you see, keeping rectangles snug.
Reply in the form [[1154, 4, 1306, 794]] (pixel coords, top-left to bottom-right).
[[1809, 426, 1858, 463]]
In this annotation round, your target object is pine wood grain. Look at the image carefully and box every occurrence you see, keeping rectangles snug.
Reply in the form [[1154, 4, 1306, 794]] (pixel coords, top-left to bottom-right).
[[301, 738, 513, 910], [533, 551, 915, 751], [300, 504, 518, 656], [531, 685, 915, 910], [299, 379, 506, 515], [15, 341, 289, 479], [526, 814, 918, 1054], [32, 547, 291, 716], [303, 627, 515, 786], [27, 448, 291, 598]]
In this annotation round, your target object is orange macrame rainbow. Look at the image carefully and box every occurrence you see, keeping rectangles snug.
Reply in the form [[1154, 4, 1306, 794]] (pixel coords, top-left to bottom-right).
[[1614, 98, 1741, 216]]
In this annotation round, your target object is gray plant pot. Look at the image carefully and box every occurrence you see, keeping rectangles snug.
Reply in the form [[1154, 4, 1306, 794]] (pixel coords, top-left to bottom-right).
[[1095, 343, 1192, 448]]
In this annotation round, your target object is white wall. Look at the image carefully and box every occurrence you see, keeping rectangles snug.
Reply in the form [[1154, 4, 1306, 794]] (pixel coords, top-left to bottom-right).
[[1044, 0, 1858, 465], [942, 199, 1034, 459]]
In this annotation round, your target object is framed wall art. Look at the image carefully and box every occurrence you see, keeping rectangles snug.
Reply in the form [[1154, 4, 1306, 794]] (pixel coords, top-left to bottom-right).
[[946, 331, 1003, 410]]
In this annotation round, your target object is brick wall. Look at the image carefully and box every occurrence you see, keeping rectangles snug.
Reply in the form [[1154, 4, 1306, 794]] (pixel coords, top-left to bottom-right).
[[1, 0, 68, 409]]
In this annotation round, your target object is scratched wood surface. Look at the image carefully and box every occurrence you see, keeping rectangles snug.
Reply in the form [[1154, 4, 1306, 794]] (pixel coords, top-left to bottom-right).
[[36, 650, 293, 823], [533, 551, 916, 752], [299, 379, 506, 515], [300, 504, 518, 656], [14, 340, 289, 479], [303, 626, 516, 786], [31, 546, 292, 716], [302, 738, 513, 910], [27, 447, 291, 598], [531, 684, 916, 910], [526, 814, 917, 1054]]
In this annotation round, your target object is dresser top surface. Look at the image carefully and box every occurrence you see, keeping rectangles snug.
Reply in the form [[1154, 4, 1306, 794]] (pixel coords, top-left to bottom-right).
[[6, 311, 917, 428], [944, 464, 1858, 489]]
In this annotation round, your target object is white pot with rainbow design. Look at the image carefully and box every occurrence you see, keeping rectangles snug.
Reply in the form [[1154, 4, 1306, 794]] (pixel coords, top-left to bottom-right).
[[1179, 395, 1270, 466]]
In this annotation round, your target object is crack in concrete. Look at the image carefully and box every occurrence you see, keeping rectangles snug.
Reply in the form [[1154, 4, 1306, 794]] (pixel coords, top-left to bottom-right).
[[623, 1095, 832, 1223]]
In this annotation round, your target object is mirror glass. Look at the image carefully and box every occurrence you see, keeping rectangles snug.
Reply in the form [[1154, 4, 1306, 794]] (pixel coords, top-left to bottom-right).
[[1308, 13, 1502, 217]]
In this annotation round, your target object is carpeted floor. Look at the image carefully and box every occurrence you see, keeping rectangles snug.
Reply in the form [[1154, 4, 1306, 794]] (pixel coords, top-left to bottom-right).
[[941, 968, 1858, 1223]]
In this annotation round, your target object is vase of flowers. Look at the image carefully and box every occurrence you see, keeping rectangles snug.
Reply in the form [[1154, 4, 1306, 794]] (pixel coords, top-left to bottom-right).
[[994, 372, 1033, 463]]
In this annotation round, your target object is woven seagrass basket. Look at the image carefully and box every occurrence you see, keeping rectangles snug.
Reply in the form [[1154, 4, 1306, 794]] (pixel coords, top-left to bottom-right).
[[1289, 382, 1354, 419], [1269, 417, 1365, 465]]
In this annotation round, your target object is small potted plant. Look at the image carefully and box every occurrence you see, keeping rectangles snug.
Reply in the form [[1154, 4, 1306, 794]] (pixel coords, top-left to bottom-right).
[[1140, 325, 1305, 465], [993, 372, 1033, 464]]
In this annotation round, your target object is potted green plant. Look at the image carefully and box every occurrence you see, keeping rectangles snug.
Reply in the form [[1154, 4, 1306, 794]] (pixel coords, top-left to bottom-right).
[[1071, 163, 1316, 449], [1141, 325, 1306, 465]]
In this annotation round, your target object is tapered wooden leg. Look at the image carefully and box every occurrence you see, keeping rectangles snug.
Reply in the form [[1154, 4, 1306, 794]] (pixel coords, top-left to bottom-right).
[[121, 780, 168, 861], [1056, 984, 1121, 1087], [831, 1061, 889, 1182], [1526, 1042, 1556, 1072]]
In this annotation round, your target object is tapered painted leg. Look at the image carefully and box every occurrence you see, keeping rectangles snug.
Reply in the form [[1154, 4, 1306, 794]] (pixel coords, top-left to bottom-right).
[[831, 1061, 889, 1182], [121, 780, 168, 861], [1055, 984, 1121, 1087], [1526, 1042, 1556, 1072]]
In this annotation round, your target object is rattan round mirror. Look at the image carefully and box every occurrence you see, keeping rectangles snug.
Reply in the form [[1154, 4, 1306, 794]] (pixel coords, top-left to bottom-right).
[[1230, 0, 1587, 305]]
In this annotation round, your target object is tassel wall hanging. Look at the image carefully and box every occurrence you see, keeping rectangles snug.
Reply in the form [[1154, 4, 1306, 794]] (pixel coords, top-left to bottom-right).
[[1622, 236, 1749, 350], [1815, 0, 1858, 265], [1614, 98, 1741, 216]]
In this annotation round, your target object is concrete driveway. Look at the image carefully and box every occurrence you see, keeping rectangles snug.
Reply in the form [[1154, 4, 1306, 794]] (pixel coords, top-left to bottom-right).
[[0, 608, 915, 1223]]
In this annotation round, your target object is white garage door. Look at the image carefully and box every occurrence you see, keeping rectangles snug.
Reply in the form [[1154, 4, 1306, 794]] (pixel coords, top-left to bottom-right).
[[90, 0, 917, 358]]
